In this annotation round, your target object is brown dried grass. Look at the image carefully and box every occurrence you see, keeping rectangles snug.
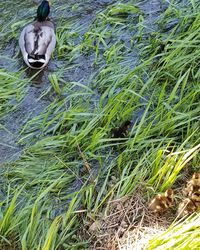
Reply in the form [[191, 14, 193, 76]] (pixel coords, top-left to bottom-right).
[[79, 188, 175, 250]]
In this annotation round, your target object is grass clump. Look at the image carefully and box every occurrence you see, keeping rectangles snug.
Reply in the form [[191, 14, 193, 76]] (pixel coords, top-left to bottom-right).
[[148, 214, 200, 250], [1, 0, 200, 249], [0, 70, 28, 116]]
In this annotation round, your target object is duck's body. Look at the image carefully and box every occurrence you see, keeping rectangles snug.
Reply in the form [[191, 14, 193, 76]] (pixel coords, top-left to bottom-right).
[[19, 1, 56, 69], [149, 189, 174, 214]]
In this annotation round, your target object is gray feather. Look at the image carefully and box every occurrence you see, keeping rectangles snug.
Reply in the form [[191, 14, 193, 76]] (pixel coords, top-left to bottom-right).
[[19, 20, 56, 69]]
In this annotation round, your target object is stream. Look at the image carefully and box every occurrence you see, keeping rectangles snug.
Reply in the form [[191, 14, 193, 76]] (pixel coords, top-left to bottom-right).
[[0, 0, 168, 164]]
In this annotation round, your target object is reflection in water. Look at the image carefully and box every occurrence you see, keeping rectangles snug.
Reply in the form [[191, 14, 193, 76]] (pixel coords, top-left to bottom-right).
[[25, 67, 45, 86]]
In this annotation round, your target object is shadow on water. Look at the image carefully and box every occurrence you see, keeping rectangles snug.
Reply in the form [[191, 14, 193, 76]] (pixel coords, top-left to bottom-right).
[[0, 0, 167, 164]]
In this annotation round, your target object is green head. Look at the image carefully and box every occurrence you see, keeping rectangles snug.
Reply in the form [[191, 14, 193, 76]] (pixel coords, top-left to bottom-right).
[[37, 0, 50, 22]]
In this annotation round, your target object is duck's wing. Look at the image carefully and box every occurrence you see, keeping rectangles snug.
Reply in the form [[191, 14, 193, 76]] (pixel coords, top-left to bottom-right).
[[36, 25, 56, 59], [43, 25, 56, 60], [19, 24, 34, 60]]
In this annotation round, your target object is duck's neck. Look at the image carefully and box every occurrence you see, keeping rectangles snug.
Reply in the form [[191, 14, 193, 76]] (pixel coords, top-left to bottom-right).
[[37, 0, 50, 22]]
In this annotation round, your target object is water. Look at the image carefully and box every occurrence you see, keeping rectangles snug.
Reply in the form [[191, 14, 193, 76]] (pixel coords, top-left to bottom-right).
[[0, 0, 168, 164]]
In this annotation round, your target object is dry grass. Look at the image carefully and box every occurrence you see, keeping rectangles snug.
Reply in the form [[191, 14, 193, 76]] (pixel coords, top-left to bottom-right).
[[86, 171, 198, 249], [79, 188, 174, 250]]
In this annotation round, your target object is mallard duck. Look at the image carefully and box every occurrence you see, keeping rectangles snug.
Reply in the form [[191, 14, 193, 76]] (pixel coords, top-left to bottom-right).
[[183, 172, 200, 197], [149, 189, 174, 214], [19, 0, 56, 69], [177, 198, 197, 218]]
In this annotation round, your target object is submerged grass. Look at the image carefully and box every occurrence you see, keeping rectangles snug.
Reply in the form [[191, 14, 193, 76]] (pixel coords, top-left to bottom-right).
[[0, 70, 28, 116], [1, 0, 200, 249]]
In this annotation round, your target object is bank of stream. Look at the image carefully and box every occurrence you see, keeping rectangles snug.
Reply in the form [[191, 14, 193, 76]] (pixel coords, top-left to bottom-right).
[[0, 0, 199, 249]]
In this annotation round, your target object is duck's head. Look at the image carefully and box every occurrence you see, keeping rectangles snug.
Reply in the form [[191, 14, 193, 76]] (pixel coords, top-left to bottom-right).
[[37, 0, 51, 22]]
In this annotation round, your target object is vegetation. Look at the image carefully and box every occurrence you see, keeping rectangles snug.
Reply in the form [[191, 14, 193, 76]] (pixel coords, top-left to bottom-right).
[[0, 0, 200, 249]]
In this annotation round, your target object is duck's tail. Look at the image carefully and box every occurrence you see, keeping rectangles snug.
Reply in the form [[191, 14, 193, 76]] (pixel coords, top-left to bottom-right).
[[28, 54, 46, 69]]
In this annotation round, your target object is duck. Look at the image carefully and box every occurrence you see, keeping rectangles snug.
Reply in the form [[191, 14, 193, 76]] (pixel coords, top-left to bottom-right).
[[177, 198, 197, 218], [19, 0, 56, 69], [149, 189, 174, 214], [177, 172, 200, 217], [183, 172, 200, 197]]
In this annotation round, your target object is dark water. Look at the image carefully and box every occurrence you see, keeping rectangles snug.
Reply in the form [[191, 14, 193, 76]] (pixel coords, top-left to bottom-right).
[[0, 0, 167, 164]]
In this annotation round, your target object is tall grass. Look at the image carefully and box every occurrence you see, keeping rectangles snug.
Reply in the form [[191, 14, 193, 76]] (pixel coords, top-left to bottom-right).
[[0, 0, 200, 249]]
